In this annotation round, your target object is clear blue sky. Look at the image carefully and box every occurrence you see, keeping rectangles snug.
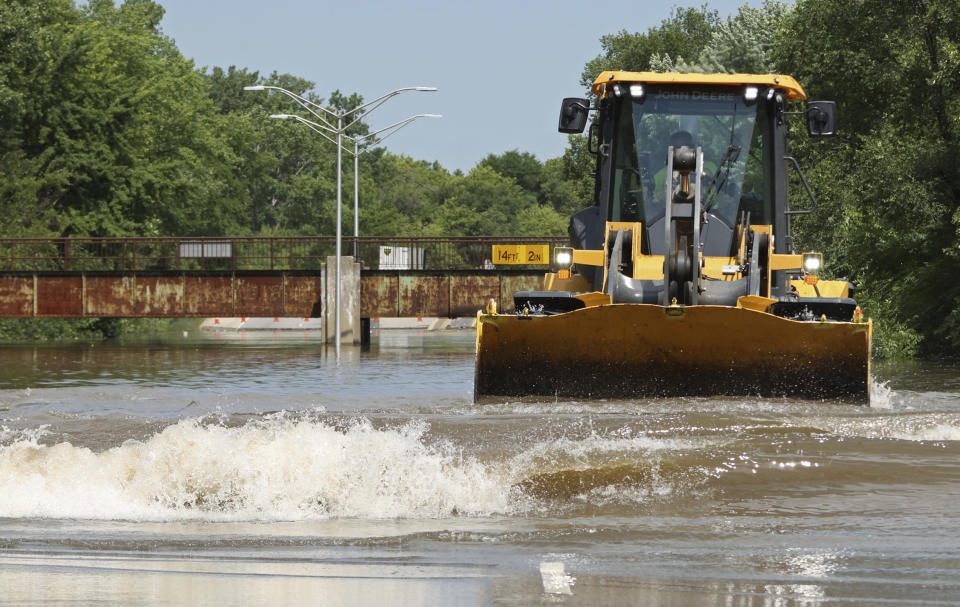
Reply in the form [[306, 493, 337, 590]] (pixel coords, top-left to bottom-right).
[[159, 0, 750, 173]]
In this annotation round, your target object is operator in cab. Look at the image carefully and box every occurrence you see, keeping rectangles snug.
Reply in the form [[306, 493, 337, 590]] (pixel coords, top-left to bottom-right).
[[651, 130, 716, 202]]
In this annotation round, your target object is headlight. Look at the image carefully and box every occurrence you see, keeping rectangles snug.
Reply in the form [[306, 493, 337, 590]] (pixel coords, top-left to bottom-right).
[[802, 252, 822, 275], [555, 247, 573, 269]]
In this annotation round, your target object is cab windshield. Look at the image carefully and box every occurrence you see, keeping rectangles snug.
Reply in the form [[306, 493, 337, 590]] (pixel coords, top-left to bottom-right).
[[610, 87, 772, 245]]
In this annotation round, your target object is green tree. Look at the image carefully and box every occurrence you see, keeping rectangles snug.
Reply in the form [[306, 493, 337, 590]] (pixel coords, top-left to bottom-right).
[[362, 153, 451, 236], [0, 0, 80, 236], [550, 135, 596, 214], [430, 165, 540, 236], [580, 5, 720, 87], [1, 0, 248, 237], [513, 204, 568, 236], [776, 0, 960, 355], [679, 1, 790, 73], [478, 149, 544, 196], [205, 65, 262, 114]]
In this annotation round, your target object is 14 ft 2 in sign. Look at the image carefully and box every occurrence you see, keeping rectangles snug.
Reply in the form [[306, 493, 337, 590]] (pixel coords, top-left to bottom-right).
[[491, 245, 550, 265]]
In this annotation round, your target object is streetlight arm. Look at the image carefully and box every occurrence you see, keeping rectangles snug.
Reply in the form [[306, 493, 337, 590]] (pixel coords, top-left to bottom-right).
[[342, 86, 436, 118], [244, 85, 338, 130], [273, 114, 343, 148], [247, 85, 437, 134], [340, 86, 437, 131], [273, 114, 337, 135], [245, 85, 332, 115], [351, 113, 443, 154]]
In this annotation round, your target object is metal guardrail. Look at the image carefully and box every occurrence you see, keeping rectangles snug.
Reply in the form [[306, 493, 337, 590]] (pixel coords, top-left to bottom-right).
[[0, 236, 568, 272]]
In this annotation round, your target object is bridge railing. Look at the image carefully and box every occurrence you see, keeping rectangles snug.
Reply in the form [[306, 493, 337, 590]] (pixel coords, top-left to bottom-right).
[[0, 236, 569, 272]]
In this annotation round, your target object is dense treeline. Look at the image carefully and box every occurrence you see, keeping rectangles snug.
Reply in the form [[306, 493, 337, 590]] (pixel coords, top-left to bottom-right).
[[0, 0, 572, 242], [777, 0, 960, 357], [1, 0, 957, 355]]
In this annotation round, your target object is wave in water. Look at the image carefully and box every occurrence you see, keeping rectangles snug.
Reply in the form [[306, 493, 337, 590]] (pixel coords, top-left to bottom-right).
[[0, 414, 699, 522], [814, 412, 960, 442]]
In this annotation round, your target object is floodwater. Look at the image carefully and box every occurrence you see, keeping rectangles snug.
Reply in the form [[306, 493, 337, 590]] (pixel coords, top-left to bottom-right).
[[1, 329, 959, 606]]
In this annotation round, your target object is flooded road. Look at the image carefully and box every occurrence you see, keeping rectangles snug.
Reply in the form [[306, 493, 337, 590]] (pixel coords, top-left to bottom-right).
[[1, 329, 959, 605]]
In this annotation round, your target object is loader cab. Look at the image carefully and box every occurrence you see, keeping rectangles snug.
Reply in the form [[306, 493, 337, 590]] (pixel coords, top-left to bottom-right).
[[562, 73, 816, 298], [612, 86, 775, 255], [601, 82, 781, 258]]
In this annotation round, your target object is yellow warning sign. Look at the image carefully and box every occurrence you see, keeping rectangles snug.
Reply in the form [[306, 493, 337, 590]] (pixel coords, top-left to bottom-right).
[[492, 244, 550, 265]]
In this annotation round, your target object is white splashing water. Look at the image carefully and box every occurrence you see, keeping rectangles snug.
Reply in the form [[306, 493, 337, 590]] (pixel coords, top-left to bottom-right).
[[0, 414, 704, 521], [0, 416, 511, 521], [898, 423, 960, 441], [818, 412, 960, 443], [509, 433, 702, 470], [869, 378, 893, 409]]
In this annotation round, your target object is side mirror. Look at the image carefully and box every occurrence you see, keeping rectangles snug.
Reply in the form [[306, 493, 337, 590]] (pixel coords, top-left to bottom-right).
[[558, 97, 589, 134], [807, 101, 837, 137]]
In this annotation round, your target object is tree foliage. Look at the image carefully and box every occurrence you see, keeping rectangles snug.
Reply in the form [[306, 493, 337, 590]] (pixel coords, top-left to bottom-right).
[[0, 0, 578, 249], [776, 0, 960, 355], [580, 5, 720, 85], [1, 0, 254, 237], [679, 1, 789, 73]]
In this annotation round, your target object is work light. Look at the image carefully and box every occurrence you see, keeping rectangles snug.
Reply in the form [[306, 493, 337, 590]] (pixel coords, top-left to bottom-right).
[[802, 252, 822, 275], [555, 247, 573, 270]]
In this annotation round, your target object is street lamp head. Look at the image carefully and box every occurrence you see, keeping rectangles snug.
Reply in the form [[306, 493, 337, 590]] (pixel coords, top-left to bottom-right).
[[269, 114, 292, 119], [415, 87, 438, 92], [419, 113, 443, 119], [243, 85, 266, 91]]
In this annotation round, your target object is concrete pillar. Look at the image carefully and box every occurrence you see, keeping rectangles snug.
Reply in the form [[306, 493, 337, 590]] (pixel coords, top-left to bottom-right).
[[324, 255, 362, 344]]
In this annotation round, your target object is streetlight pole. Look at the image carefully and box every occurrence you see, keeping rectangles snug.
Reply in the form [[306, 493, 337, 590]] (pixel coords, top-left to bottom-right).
[[243, 85, 437, 360], [354, 136, 359, 258], [336, 112, 342, 359]]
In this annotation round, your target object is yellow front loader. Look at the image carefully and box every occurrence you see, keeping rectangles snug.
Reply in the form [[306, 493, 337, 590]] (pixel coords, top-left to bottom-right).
[[475, 72, 871, 403]]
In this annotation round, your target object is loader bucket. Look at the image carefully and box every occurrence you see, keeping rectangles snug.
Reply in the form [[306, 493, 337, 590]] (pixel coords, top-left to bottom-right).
[[474, 304, 872, 403]]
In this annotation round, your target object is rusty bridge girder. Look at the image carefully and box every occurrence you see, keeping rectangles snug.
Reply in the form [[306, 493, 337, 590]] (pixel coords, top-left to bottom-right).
[[360, 271, 543, 318], [0, 273, 324, 318], [0, 236, 563, 320], [0, 271, 546, 319]]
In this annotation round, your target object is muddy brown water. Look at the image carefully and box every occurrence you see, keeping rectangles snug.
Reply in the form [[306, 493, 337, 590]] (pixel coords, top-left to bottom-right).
[[1, 329, 958, 605]]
